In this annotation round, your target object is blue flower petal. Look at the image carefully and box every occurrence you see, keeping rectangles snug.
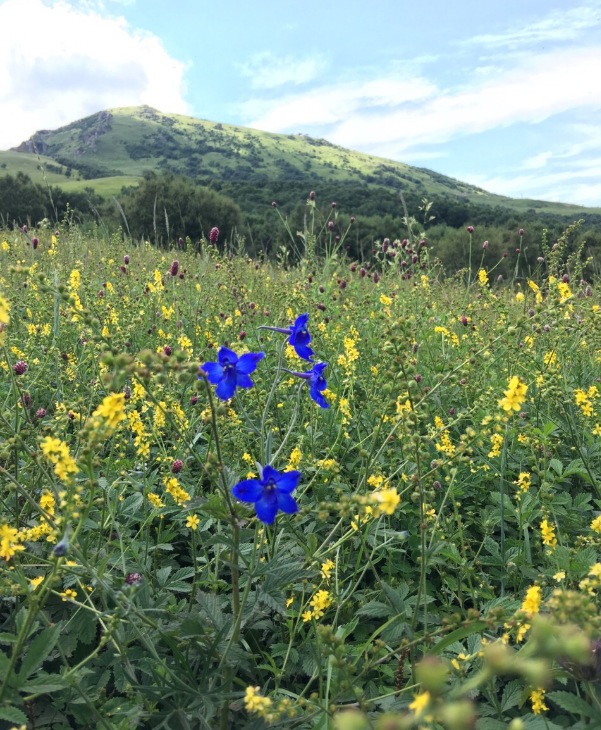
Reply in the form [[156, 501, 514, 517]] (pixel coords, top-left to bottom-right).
[[309, 386, 329, 409], [277, 492, 299, 515], [218, 346, 239, 366], [232, 479, 263, 503], [236, 372, 254, 389], [236, 352, 265, 374], [215, 368, 237, 400], [262, 464, 280, 483], [275, 469, 302, 493], [201, 361, 222, 384], [292, 313, 309, 331], [293, 342, 314, 362], [255, 493, 279, 524]]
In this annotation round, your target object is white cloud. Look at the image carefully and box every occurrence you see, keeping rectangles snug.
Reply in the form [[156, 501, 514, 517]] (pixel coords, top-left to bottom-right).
[[245, 76, 437, 131], [466, 1, 601, 48], [240, 52, 326, 89], [0, 0, 188, 149], [466, 160, 601, 206], [523, 151, 553, 169], [246, 46, 601, 159]]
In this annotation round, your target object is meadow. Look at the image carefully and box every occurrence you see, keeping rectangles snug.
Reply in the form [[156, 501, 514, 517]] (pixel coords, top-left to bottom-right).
[[1, 198, 601, 730]]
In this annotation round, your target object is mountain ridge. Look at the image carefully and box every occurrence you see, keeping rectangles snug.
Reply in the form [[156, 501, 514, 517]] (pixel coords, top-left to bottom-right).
[[3, 105, 600, 216]]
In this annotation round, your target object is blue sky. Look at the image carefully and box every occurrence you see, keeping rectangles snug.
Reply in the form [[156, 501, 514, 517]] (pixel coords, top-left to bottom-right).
[[2, 0, 601, 205]]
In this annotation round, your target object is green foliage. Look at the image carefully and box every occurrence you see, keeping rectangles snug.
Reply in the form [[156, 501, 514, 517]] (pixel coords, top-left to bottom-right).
[[120, 170, 242, 246], [1, 208, 601, 729]]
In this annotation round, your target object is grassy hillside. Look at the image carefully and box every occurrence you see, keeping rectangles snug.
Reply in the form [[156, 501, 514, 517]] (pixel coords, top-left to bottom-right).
[[0, 150, 74, 185], [8, 105, 600, 217]]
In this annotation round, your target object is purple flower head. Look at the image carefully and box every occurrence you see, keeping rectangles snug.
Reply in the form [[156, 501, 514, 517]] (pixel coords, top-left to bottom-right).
[[209, 227, 219, 243], [285, 362, 329, 409], [14, 360, 28, 376], [200, 346, 264, 401], [170, 260, 179, 277], [259, 313, 314, 361], [232, 464, 300, 524], [467, 225, 474, 234]]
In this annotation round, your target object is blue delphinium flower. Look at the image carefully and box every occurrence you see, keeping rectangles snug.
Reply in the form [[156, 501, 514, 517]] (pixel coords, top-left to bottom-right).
[[285, 362, 329, 408], [200, 346, 264, 401], [259, 312, 314, 361], [232, 465, 300, 524]]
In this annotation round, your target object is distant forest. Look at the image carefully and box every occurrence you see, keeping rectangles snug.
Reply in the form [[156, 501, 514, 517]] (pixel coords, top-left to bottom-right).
[[2, 169, 601, 278]]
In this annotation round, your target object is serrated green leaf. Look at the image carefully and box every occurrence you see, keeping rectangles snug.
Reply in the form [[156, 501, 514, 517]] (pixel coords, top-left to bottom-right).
[[356, 601, 393, 618], [18, 624, 61, 681], [547, 690, 594, 717], [0, 706, 28, 724]]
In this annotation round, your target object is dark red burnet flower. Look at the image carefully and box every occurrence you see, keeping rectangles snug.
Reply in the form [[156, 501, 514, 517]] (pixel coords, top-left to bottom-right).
[[209, 227, 219, 243], [170, 260, 179, 277], [466, 225, 474, 234], [125, 573, 143, 585], [519, 228, 524, 236], [14, 361, 28, 375], [190, 395, 198, 405], [172, 459, 183, 474], [272, 201, 277, 207], [36, 408, 47, 419], [32, 237, 39, 250], [309, 191, 315, 200], [163, 345, 172, 356], [124, 255, 130, 264], [328, 221, 334, 230]]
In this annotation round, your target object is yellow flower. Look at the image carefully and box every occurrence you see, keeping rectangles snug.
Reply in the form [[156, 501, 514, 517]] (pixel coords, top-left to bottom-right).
[[147, 493, 164, 509], [30, 575, 44, 589], [302, 610, 313, 622], [244, 686, 272, 714], [371, 487, 400, 516], [186, 514, 200, 530], [380, 294, 392, 306], [540, 519, 557, 550], [498, 376, 527, 413], [0, 524, 25, 561], [40, 436, 79, 482], [309, 590, 332, 619], [553, 571, 565, 582], [591, 515, 601, 533], [409, 691, 430, 717], [0, 295, 10, 326], [321, 559, 335, 581], [60, 589, 77, 602], [515, 472, 531, 493], [40, 490, 55, 516], [164, 477, 190, 505], [530, 689, 548, 715], [515, 292, 524, 302], [93, 392, 126, 431], [521, 585, 542, 614], [286, 446, 302, 470], [478, 269, 488, 286]]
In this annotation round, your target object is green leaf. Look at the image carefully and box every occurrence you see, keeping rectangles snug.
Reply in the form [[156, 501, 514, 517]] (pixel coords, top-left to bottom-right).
[[381, 581, 408, 613], [0, 706, 29, 724], [547, 690, 594, 717], [430, 621, 488, 655], [18, 624, 61, 681], [548, 458, 563, 476], [356, 601, 393, 619], [22, 673, 69, 694]]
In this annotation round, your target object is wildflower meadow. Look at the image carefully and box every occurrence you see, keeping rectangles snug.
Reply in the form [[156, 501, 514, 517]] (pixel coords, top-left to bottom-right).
[[2, 198, 601, 730]]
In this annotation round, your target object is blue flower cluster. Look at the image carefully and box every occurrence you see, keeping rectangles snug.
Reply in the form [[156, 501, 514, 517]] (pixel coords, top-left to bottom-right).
[[199, 313, 330, 523]]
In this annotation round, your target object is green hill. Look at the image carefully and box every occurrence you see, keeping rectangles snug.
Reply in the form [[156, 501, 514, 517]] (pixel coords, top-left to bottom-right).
[[6, 105, 600, 217]]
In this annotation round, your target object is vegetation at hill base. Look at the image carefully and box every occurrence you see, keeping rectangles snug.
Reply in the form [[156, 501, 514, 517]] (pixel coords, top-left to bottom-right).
[[1, 194, 601, 729]]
